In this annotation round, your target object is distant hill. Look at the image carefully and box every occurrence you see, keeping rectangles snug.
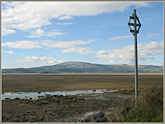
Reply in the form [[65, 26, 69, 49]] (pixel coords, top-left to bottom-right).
[[2, 61, 163, 73]]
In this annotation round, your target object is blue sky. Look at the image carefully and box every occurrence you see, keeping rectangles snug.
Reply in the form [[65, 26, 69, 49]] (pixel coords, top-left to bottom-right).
[[1, 2, 164, 69]]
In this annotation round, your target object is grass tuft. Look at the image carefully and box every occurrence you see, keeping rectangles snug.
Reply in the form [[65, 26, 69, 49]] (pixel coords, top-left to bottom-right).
[[105, 87, 163, 122], [123, 87, 163, 122]]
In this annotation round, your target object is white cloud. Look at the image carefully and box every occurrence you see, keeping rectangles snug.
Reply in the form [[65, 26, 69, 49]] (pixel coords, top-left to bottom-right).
[[28, 29, 46, 38], [109, 35, 132, 40], [2, 2, 149, 32], [2, 40, 41, 49], [36, 29, 46, 36], [140, 33, 161, 39], [57, 22, 73, 25], [47, 32, 65, 37], [19, 56, 63, 64], [62, 47, 94, 55], [28, 28, 65, 38], [96, 41, 163, 64], [2, 50, 14, 54], [2, 29, 16, 36], [59, 15, 74, 20], [42, 39, 96, 48]]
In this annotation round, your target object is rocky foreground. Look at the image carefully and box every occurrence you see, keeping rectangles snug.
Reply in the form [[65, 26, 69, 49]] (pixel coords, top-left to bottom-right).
[[2, 91, 134, 122]]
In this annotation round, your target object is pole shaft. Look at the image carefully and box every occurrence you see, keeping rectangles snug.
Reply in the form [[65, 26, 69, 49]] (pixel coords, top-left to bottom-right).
[[134, 9, 138, 106]]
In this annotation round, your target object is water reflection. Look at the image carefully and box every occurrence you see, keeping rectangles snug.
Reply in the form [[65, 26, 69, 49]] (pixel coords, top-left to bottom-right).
[[2, 89, 119, 100]]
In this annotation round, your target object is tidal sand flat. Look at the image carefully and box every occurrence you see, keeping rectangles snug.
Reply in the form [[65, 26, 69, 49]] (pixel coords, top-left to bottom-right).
[[2, 74, 163, 92], [2, 74, 163, 122]]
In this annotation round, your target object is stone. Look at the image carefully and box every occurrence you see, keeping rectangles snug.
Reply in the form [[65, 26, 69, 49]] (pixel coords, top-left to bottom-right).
[[79, 110, 107, 122]]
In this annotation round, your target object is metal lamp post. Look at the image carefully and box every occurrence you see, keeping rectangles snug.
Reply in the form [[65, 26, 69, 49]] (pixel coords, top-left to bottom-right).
[[128, 9, 141, 106]]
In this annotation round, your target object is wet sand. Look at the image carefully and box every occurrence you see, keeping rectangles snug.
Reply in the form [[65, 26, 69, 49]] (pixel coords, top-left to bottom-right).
[[2, 74, 163, 92]]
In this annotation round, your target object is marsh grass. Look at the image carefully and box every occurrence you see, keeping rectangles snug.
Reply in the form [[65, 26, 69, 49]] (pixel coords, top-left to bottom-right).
[[123, 87, 163, 122], [105, 87, 163, 122], [21, 94, 81, 105]]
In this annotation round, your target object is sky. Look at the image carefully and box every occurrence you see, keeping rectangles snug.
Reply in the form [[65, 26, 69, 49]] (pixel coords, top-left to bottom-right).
[[1, 1, 164, 69]]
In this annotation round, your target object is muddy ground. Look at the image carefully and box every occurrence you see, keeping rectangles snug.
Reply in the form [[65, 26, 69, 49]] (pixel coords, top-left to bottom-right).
[[2, 91, 134, 122]]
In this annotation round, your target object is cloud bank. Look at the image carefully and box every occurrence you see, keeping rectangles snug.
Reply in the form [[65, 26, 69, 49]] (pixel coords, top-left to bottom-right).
[[62, 47, 94, 55], [2, 2, 149, 34], [96, 41, 163, 64], [19, 56, 63, 64], [28, 29, 65, 38], [42, 39, 96, 48], [2, 40, 41, 49], [2, 50, 14, 54]]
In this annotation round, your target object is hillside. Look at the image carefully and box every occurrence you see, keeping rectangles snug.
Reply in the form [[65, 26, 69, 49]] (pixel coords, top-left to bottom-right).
[[2, 61, 163, 73]]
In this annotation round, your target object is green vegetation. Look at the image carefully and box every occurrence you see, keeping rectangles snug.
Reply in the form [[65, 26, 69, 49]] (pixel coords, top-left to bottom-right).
[[123, 87, 163, 122], [5, 98, 10, 100], [63, 99, 77, 103], [2, 61, 163, 73], [24, 99, 33, 104], [14, 98, 20, 100], [22, 94, 83, 105], [106, 87, 163, 122], [115, 89, 135, 94], [36, 100, 48, 106]]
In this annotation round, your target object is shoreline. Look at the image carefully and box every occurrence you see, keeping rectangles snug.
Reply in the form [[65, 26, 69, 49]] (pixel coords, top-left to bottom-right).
[[2, 72, 163, 76]]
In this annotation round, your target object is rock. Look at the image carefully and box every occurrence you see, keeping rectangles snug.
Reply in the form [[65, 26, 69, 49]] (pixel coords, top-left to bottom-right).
[[79, 110, 107, 122]]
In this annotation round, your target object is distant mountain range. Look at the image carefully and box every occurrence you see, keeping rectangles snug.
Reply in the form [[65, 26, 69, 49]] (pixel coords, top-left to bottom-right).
[[2, 61, 163, 73]]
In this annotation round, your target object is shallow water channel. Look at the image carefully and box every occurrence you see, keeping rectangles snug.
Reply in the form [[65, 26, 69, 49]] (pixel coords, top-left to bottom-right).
[[2, 89, 119, 100]]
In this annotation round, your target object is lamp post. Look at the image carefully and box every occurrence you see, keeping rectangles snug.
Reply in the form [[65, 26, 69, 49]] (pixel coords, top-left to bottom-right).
[[128, 9, 141, 106]]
